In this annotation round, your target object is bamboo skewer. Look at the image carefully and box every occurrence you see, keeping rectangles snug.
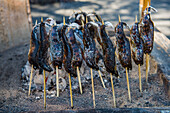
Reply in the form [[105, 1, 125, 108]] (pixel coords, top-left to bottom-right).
[[41, 17, 43, 22], [90, 68, 96, 108], [77, 66, 82, 94], [56, 66, 59, 97], [63, 16, 65, 25], [125, 67, 131, 102], [98, 70, 106, 88], [118, 15, 121, 22], [68, 73, 73, 108], [43, 70, 46, 109], [79, 8, 83, 12], [110, 73, 116, 108], [28, 65, 33, 96], [115, 52, 119, 59], [93, 9, 99, 22], [146, 53, 149, 83], [138, 64, 142, 92], [35, 20, 37, 25]]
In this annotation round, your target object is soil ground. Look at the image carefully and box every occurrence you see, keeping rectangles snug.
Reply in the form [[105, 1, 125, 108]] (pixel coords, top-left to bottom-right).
[[0, 39, 169, 112]]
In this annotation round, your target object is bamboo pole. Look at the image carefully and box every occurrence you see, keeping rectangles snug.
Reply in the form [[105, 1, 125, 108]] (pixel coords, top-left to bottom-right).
[[28, 65, 33, 96], [110, 73, 116, 108], [138, 64, 142, 92], [146, 53, 149, 83], [125, 67, 131, 102], [77, 66, 82, 94], [43, 70, 46, 109], [139, 0, 151, 19], [69, 73, 73, 108], [90, 68, 95, 108], [56, 66, 59, 97], [98, 70, 106, 88]]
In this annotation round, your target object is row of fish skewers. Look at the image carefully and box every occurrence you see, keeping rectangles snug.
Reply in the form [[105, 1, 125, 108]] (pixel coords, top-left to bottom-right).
[[27, 6, 157, 109]]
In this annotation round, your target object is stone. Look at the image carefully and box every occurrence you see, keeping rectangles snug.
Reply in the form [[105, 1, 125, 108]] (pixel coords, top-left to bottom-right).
[[34, 74, 43, 84], [58, 77, 67, 91], [35, 96, 40, 100], [104, 79, 108, 83]]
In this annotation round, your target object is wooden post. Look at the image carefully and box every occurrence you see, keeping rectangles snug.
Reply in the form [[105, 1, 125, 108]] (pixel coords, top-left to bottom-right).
[[139, 0, 151, 20], [0, 0, 32, 52]]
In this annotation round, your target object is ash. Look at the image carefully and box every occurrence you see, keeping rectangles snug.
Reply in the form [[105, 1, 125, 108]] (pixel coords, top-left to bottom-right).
[[21, 59, 122, 99]]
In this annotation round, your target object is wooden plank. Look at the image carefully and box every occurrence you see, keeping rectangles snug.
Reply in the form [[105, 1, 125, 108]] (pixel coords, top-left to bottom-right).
[[38, 107, 170, 112], [0, 0, 32, 52], [151, 31, 170, 97], [139, 0, 151, 20]]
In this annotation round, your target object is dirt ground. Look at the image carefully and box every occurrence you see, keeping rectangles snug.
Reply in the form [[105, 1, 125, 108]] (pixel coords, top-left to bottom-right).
[[0, 38, 169, 112]]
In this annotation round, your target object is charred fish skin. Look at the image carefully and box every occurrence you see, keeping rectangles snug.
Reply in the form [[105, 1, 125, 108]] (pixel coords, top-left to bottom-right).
[[49, 25, 64, 69], [115, 22, 132, 70], [140, 13, 154, 54], [74, 28, 84, 51], [100, 25, 118, 77], [61, 26, 77, 77], [66, 28, 83, 68], [130, 22, 144, 65], [38, 22, 53, 72], [83, 23, 99, 70], [28, 24, 40, 69]]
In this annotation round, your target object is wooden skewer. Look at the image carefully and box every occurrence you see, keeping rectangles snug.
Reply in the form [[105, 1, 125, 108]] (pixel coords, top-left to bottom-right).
[[91, 18, 95, 23], [115, 52, 118, 59], [98, 70, 106, 88], [95, 16, 99, 22], [35, 20, 37, 25], [56, 66, 59, 97], [28, 65, 33, 96], [43, 70, 46, 109], [41, 17, 43, 22], [86, 16, 88, 24], [90, 68, 96, 108], [68, 73, 73, 108], [63, 16, 65, 25], [81, 20, 84, 27], [102, 19, 104, 25], [77, 66, 82, 94], [146, 53, 149, 83], [138, 64, 142, 92], [110, 73, 116, 108], [125, 67, 131, 102], [135, 15, 138, 23], [118, 15, 121, 22], [79, 8, 83, 12]]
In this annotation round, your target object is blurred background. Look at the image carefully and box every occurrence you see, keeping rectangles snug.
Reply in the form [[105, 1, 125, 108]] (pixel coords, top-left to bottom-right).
[[30, 0, 170, 39], [0, 0, 169, 52]]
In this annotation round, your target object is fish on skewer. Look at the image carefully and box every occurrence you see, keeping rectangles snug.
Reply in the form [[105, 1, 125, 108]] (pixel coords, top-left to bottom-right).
[[40, 17, 55, 109], [140, 5, 157, 83], [49, 21, 64, 97], [96, 19, 118, 107], [28, 21, 40, 70], [130, 15, 144, 92], [83, 21, 98, 108], [115, 15, 132, 102], [28, 18, 54, 96], [28, 20, 39, 96], [66, 23, 83, 94], [61, 23, 76, 109], [83, 16, 107, 107], [74, 13, 106, 89]]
